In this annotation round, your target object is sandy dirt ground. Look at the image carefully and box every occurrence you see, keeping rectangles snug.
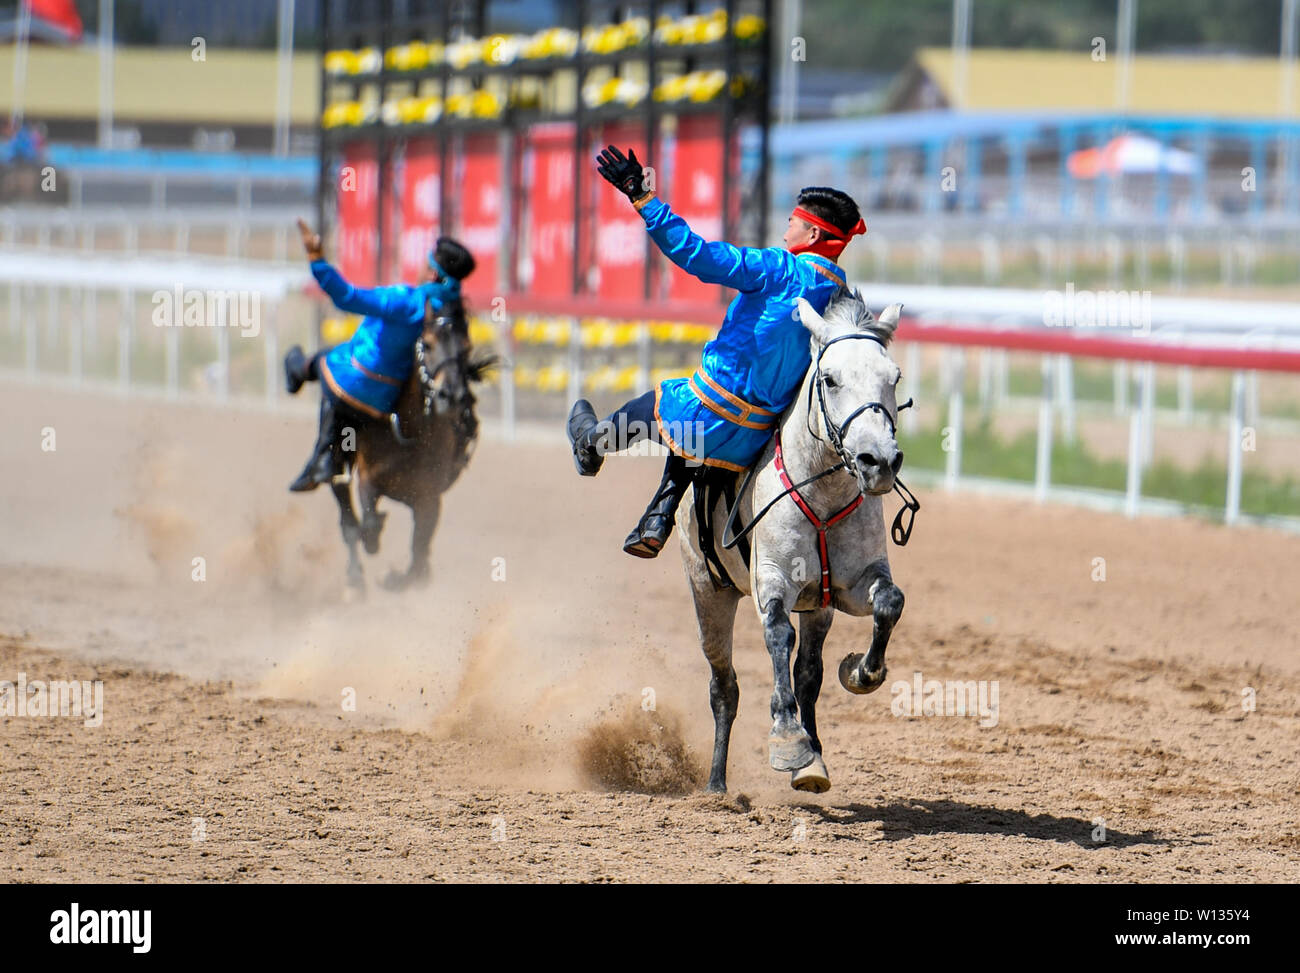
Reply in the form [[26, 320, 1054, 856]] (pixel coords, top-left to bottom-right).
[[1, 382, 1298, 883]]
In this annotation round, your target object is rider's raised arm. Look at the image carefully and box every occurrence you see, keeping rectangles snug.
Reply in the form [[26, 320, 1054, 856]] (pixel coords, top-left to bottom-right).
[[309, 258, 426, 323], [636, 196, 792, 294]]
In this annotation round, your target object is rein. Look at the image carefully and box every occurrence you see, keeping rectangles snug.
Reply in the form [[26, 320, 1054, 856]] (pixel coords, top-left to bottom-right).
[[415, 334, 453, 416], [722, 332, 921, 593], [389, 336, 442, 445]]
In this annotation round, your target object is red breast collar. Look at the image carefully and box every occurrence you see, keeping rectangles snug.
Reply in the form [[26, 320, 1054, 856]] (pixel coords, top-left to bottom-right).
[[772, 427, 864, 607]]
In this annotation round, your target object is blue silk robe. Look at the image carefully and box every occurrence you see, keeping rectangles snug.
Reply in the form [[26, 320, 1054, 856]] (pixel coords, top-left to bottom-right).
[[310, 259, 460, 418], [639, 196, 847, 471]]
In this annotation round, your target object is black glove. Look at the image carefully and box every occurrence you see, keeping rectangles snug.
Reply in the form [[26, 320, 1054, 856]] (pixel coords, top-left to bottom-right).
[[596, 145, 649, 202]]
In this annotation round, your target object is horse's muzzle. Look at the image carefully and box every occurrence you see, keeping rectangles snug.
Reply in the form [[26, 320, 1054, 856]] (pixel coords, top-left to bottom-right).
[[856, 448, 902, 495]]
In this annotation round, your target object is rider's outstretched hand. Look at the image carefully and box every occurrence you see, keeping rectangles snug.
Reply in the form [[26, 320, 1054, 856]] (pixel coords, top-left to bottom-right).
[[596, 145, 650, 203], [296, 218, 324, 262]]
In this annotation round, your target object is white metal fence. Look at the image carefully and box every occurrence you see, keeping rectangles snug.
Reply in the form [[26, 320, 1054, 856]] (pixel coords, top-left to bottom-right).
[[4, 253, 1298, 532]]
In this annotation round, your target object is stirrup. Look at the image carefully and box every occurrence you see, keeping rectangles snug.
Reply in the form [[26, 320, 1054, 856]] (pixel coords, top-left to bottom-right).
[[623, 523, 667, 558], [622, 507, 676, 558]]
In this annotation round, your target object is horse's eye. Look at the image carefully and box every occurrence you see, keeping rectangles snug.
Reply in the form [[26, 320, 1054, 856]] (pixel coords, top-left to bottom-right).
[[822, 374, 838, 389]]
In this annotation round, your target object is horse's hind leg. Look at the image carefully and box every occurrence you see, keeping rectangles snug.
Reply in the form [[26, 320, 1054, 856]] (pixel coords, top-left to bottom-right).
[[331, 480, 365, 594], [383, 495, 439, 591], [762, 597, 815, 773], [791, 607, 834, 792], [688, 577, 742, 793], [840, 567, 904, 694]]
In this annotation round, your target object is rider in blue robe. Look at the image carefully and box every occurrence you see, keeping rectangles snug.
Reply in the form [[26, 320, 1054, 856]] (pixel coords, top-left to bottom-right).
[[284, 223, 476, 491], [568, 146, 867, 558]]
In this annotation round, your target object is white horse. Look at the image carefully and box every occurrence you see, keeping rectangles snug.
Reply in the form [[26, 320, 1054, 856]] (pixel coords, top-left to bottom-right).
[[679, 287, 914, 793]]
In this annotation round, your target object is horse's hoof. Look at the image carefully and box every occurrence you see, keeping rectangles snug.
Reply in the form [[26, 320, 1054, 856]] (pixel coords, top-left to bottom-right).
[[769, 728, 815, 772], [791, 754, 830, 793], [380, 571, 408, 592], [839, 654, 887, 695], [342, 582, 366, 603]]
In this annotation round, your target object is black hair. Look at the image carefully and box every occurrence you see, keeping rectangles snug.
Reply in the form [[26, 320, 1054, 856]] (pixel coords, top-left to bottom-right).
[[433, 236, 476, 280], [795, 186, 861, 238]]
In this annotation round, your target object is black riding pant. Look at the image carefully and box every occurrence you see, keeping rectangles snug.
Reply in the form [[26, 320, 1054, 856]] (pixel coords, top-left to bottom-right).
[[311, 380, 368, 466], [600, 390, 693, 510]]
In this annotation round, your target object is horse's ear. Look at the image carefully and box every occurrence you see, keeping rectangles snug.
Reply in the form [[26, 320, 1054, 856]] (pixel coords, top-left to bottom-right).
[[796, 297, 832, 344], [869, 302, 903, 343]]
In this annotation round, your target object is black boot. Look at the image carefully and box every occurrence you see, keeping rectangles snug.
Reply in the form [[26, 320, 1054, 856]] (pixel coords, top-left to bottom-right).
[[566, 398, 605, 476], [623, 457, 691, 558], [289, 396, 341, 492], [284, 345, 311, 395]]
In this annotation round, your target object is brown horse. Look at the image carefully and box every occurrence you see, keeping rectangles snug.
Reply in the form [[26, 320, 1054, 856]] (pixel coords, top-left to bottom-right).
[[331, 296, 495, 594]]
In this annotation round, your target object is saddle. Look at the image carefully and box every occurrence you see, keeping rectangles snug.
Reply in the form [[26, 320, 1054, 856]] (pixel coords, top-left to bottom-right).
[[692, 467, 751, 592]]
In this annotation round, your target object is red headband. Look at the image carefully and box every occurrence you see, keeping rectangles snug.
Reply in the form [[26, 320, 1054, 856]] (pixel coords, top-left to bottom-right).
[[789, 206, 867, 260]]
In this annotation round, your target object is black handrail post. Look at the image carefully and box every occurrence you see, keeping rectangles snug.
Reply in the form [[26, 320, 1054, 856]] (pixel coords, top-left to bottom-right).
[[722, 0, 736, 249], [644, 0, 660, 303], [315, 0, 332, 350], [437, 0, 451, 239], [758, 0, 772, 248], [572, 0, 589, 299], [375, 0, 392, 283]]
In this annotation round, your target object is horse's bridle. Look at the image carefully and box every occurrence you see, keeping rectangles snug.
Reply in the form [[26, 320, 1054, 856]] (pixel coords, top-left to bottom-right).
[[723, 330, 921, 551], [806, 331, 910, 473], [390, 310, 478, 451], [414, 330, 456, 417]]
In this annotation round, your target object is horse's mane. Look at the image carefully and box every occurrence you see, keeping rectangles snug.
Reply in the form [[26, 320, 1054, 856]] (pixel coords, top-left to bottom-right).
[[421, 294, 500, 384], [464, 349, 500, 383], [823, 285, 897, 346]]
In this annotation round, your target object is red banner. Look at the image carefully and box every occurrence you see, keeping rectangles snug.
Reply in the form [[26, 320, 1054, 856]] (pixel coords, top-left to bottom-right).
[[336, 141, 379, 287], [30, 0, 83, 41], [523, 124, 576, 297], [594, 121, 651, 301], [455, 133, 503, 300], [398, 137, 442, 283], [668, 115, 726, 305]]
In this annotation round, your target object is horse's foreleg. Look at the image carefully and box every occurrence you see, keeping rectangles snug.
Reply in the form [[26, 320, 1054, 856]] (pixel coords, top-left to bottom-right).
[[791, 607, 834, 792], [331, 480, 364, 593], [357, 477, 386, 555], [762, 597, 815, 772], [840, 571, 904, 695], [688, 579, 742, 793]]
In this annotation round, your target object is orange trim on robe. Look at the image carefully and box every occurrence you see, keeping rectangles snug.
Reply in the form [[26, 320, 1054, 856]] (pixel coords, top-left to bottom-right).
[[653, 385, 749, 473], [320, 357, 390, 420], [349, 356, 403, 387], [687, 375, 776, 430]]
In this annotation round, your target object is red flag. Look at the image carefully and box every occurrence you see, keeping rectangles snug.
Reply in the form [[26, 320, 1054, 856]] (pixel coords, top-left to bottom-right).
[[29, 0, 84, 42]]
